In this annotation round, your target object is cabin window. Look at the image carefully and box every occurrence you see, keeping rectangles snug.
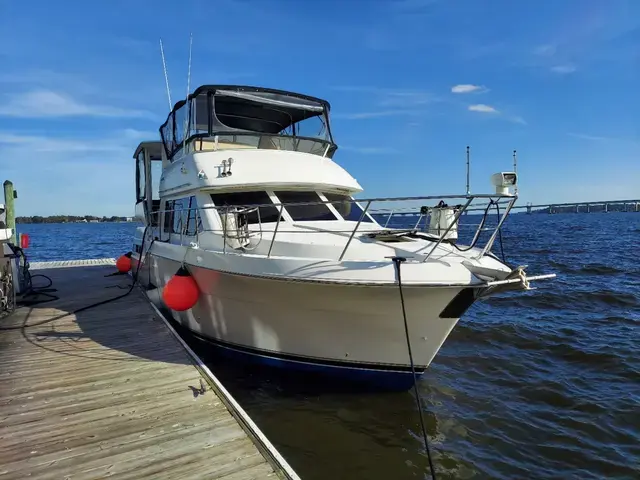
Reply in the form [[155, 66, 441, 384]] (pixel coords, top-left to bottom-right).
[[210, 191, 282, 224], [163, 198, 185, 234], [184, 196, 203, 236], [174, 104, 188, 148], [164, 197, 202, 235], [323, 193, 374, 223], [160, 115, 175, 159], [273, 191, 337, 221], [192, 94, 209, 136], [172, 198, 187, 234], [136, 151, 146, 202], [163, 200, 174, 233]]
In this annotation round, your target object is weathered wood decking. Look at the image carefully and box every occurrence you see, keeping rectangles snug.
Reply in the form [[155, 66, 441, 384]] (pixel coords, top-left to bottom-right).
[[0, 261, 296, 479]]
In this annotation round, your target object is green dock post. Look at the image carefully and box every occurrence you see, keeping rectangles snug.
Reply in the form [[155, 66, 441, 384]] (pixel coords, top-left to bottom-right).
[[3, 180, 16, 244]]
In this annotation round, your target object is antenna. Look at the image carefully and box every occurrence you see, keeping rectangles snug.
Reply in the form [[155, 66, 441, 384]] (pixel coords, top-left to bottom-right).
[[466, 145, 471, 196], [182, 33, 193, 152], [186, 33, 193, 102], [159, 39, 172, 111], [513, 149, 518, 194]]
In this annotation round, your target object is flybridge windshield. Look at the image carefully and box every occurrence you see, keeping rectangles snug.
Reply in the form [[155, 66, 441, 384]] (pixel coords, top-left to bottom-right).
[[160, 85, 336, 160]]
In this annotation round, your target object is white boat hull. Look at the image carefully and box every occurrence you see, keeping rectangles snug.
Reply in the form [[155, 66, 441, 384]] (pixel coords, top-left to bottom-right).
[[137, 251, 471, 390], [127, 85, 554, 391]]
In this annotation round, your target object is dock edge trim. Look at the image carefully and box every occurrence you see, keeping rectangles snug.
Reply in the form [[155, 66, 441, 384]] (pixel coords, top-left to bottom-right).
[[29, 258, 117, 270], [145, 297, 301, 480]]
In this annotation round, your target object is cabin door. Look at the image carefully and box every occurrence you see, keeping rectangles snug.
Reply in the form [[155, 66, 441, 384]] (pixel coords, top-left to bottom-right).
[[135, 145, 162, 228], [134, 149, 147, 224]]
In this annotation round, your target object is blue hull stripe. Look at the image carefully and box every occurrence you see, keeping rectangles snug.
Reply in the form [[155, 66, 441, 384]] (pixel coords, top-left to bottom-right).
[[185, 328, 425, 390]]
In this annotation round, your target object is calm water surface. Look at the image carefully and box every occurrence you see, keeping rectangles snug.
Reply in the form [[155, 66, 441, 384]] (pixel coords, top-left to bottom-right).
[[18, 214, 640, 479]]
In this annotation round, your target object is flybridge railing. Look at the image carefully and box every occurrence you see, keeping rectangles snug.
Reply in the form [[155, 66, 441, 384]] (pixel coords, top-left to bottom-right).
[[155, 193, 517, 262]]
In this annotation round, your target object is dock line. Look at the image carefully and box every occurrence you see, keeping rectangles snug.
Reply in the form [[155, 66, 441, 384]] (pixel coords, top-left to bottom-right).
[[1, 261, 290, 478], [2, 227, 152, 329]]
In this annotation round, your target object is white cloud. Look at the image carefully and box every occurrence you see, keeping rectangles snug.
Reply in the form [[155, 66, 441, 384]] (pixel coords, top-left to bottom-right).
[[550, 64, 577, 74], [567, 132, 609, 141], [332, 86, 438, 106], [0, 133, 127, 153], [468, 104, 498, 113], [112, 37, 153, 53], [534, 44, 557, 56], [0, 131, 143, 216], [509, 115, 527, 125], [333, 109, 415, 120], [451, 84, 486, 94], [340, 146, 398, 154], [466, 105, 524, 124], [567, 132, 638, 145], [377, 91, 437, 107], [123, 128, 159, 140], [0, 90, 154, 118], [391, 0, 439, 10]]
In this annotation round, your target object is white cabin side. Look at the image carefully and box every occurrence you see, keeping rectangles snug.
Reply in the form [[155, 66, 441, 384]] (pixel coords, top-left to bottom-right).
[[153, 146, 381, 257], [159, 149, 363, 197], [130, 85, 382, 259]]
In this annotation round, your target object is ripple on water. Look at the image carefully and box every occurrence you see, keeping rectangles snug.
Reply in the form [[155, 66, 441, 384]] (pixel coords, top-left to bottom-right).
[[16, 213, 640, 479]]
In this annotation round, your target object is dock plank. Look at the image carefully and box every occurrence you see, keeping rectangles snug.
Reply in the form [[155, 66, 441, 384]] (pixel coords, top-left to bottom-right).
[[0, 263, 292, 479]]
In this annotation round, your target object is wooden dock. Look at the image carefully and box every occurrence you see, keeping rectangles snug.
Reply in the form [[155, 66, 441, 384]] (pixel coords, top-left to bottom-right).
[[0, 260, 298, 479]]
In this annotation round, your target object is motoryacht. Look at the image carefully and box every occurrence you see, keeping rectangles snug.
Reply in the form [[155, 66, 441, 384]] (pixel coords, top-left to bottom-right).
[[131, 85, 553, 390]]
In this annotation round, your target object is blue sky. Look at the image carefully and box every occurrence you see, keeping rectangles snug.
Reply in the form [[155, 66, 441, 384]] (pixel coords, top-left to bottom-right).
[[0, 0, 638, 216]]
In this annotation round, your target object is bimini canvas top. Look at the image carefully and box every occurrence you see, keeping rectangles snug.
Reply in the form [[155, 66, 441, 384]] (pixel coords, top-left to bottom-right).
[[159, 85, 335, 159]]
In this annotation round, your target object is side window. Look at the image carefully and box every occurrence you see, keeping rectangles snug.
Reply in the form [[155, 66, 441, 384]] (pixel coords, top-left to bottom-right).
[[273, 191, 337, 221], [174, 103, 188, 148], [323, 193, 374, 223], [185, 196, 201, 236], [210, 191, 282, 224], [172, 198, 184, 234], [136, 151, 146, 202], [151, 160, 162, 200], [163, 200, 174, 233]]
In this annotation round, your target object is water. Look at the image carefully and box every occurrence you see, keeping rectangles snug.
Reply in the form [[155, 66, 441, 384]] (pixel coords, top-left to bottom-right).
[[17, 214, 640, 479]]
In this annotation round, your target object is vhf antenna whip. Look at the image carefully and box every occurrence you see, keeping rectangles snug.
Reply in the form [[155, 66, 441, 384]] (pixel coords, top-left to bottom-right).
[[182, 33, 193, 152], [159, 39, 172, 111]]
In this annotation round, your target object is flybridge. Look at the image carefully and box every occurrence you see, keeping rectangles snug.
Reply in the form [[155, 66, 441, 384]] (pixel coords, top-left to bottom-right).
[[159, 85, 337, 161]]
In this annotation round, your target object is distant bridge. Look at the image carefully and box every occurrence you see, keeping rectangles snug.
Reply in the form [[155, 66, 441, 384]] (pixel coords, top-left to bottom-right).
[[373, 199, 640, 216], [517, 199, 640, 214]]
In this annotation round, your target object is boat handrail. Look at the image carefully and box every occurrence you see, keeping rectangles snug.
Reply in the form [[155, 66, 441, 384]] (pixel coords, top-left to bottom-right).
[[179, 133, 337, 159], [154, 193, 517, 262]]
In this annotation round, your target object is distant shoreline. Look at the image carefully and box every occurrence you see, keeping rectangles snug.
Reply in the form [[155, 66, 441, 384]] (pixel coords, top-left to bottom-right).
[[16, 216, 135, 224]]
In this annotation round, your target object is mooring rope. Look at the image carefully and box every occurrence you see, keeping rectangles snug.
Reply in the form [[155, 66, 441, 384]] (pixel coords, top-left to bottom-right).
[[391, 256, 437, 480], [0, 225, 151, 330]]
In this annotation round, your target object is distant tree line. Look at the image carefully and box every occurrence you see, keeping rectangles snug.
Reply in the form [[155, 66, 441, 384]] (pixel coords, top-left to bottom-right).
[[16, 215, 133, 224]]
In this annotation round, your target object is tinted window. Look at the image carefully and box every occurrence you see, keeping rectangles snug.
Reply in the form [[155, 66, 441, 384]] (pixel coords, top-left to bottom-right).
[[210, 191, 282, 224], [161, 115, 175, 158], [151, 161, 162, 200], [274, 191, 337, 221], [172, 198, 185, 233], [163, 200, 174, 233], [174, 104, 188, 148], [185, 196, 202, 236], [136, 151, 145, 201], [323, 193, 374, 223]]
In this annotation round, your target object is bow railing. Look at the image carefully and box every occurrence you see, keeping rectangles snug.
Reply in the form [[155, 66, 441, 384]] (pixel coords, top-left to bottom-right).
[[152, 192, 518, 262]]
